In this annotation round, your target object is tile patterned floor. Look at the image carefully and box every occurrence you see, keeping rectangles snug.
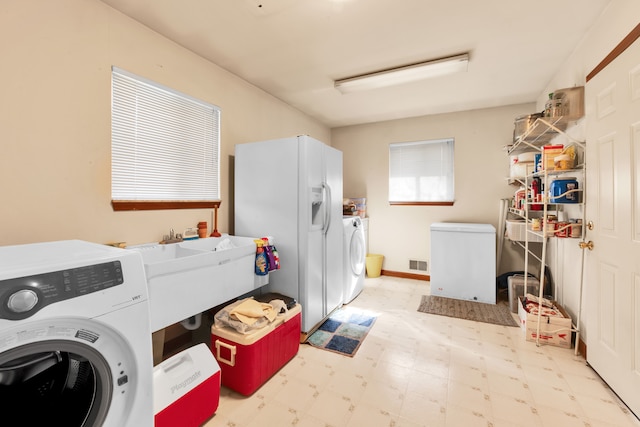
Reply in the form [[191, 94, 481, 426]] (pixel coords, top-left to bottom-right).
[[204, 276, 640, 427]]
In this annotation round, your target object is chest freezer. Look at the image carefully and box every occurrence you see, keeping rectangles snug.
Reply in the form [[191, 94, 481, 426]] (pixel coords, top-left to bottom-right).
[[430, 222, 496, 304]]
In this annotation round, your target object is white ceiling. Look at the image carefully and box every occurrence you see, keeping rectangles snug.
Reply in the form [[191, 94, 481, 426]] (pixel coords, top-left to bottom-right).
[[100, 0, 611, 128]]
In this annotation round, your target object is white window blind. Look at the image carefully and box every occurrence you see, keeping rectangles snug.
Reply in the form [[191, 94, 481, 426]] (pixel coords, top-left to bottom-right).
[[389, 138, 454, 202], [111, 67, 220, 202]]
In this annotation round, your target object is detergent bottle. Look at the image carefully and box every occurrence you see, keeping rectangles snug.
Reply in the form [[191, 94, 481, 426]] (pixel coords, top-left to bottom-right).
[[261, 236, 280, 271], [254, 240, 269, 276], [270, 245, 280, 270]]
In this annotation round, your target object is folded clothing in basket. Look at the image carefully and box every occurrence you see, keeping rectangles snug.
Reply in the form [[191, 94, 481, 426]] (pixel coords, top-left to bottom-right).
[[214, 297, 288, 334], [230, 299, 277, 325]]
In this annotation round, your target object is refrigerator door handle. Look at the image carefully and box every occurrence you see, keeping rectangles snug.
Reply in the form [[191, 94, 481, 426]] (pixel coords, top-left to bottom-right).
[[322, 182, 332, 235]]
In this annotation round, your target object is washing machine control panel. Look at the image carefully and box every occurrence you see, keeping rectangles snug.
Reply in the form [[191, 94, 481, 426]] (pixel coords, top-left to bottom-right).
[[0, 261, 124, 320], [351, 217, 362, 227]]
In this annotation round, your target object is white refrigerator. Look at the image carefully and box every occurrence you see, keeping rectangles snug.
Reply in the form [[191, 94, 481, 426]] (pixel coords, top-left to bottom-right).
[[234, 135, 344, 334]]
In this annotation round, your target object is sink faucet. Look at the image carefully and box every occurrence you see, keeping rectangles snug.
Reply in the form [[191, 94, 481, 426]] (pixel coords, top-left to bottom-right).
[[160, 228, 183, 244]]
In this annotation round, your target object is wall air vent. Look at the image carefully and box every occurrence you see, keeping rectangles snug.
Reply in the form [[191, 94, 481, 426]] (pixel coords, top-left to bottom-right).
[[409, 259, 428, 272]]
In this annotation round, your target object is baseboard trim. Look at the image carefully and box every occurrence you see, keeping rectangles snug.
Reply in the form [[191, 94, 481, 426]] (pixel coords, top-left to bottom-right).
[[577, 336, 587, 358], [379, 270, 430, 281]]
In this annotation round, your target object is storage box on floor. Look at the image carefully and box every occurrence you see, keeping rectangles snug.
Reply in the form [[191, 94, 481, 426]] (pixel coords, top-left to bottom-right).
[[211, 302, 301, 396], [154, 343, 221, 427], [507, 275, 540, 313], [517, 297, 572, 348]]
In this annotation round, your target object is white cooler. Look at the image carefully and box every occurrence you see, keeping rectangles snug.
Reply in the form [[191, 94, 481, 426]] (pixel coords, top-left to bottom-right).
[[154, 343, 221, 427]]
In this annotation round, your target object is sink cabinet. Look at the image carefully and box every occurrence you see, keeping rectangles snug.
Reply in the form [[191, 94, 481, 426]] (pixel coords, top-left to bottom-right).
[[129, 235, 259, 332]]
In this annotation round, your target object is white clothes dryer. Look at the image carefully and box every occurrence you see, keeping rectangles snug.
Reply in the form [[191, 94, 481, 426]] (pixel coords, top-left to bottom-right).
[[342, 217, 366, 304], [0, 240, 154, 427]]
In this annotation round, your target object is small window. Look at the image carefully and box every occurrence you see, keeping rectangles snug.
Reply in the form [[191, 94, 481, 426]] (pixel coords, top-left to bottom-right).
[[111, 67, 220, 211], [389, 138, 454, 204]]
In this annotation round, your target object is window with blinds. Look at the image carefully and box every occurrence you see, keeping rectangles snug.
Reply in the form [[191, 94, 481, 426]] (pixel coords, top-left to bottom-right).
[[111, 67, 220, 210], [389, 138, 455, 204]]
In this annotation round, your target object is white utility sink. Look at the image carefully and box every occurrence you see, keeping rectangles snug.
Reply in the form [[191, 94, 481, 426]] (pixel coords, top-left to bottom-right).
[[129, 234, 259, 332], [133, 243, 206, 263]]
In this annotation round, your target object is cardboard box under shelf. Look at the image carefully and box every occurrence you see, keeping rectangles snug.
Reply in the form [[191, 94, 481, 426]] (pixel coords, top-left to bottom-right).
[[517, 297, 572, 348]]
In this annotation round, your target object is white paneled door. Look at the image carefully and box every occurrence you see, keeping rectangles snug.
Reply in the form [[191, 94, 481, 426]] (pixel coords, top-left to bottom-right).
[[585, 33, 640, 418]]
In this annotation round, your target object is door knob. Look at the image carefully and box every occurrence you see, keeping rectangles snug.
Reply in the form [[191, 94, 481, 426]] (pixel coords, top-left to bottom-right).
[[579, 241, 594, 250]]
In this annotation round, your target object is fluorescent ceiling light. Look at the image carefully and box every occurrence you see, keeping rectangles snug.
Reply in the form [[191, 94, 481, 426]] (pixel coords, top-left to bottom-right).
[[334, 53, 469, 94]]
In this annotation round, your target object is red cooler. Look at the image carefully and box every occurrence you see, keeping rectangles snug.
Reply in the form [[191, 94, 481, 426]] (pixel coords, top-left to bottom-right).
[[212, 304, 301, 395], [154, 343, 221, 427]]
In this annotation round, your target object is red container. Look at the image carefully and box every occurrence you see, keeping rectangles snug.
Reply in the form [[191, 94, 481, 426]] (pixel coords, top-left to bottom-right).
[[555, 222, 570, 238], [211, 304, 301, 395], [154, 343, 221, 427]]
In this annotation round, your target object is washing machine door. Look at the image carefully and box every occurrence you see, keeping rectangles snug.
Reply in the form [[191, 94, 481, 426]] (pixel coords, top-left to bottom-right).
[[349, 226, 366, 277], [0, 340, 110, 426], [0, 317, 150, 427]]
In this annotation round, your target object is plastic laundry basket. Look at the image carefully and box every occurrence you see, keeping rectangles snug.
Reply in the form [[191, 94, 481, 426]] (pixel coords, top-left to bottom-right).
[[365, 254, 384, 278]]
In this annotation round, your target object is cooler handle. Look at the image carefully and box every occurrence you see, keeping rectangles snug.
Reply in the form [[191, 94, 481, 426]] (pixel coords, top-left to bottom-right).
[[214, 340, 237, 367], [160, 353, 193, 376]]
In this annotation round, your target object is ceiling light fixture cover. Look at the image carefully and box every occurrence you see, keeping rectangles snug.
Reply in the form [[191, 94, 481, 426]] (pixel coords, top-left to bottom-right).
[[334, 53, 469, 93]]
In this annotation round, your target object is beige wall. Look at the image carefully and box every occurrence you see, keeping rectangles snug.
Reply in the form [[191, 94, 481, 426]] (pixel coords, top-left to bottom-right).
[[538, 0, 640, 110], [534, 0, 640, 338], [332, 103, 536, 276], [0, 0, 329, 247]]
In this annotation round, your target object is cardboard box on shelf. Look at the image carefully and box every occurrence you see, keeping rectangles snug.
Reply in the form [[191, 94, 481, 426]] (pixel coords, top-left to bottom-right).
[[542, 144, 564, 171], [517, 297, 573, 348]]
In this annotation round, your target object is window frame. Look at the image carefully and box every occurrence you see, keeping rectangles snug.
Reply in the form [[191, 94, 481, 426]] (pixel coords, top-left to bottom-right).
[[388, 138, 455, 206], [110, 67, 221, 211]]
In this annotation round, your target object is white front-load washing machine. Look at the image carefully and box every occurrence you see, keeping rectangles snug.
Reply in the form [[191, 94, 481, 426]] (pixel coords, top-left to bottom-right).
[[0, 240, 154, 427], [342, 217, 366, 304]]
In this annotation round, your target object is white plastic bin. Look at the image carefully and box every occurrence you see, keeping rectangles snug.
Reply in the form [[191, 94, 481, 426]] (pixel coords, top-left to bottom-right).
[[507, 275, 540, 313], [506, 220, 544, 243]]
